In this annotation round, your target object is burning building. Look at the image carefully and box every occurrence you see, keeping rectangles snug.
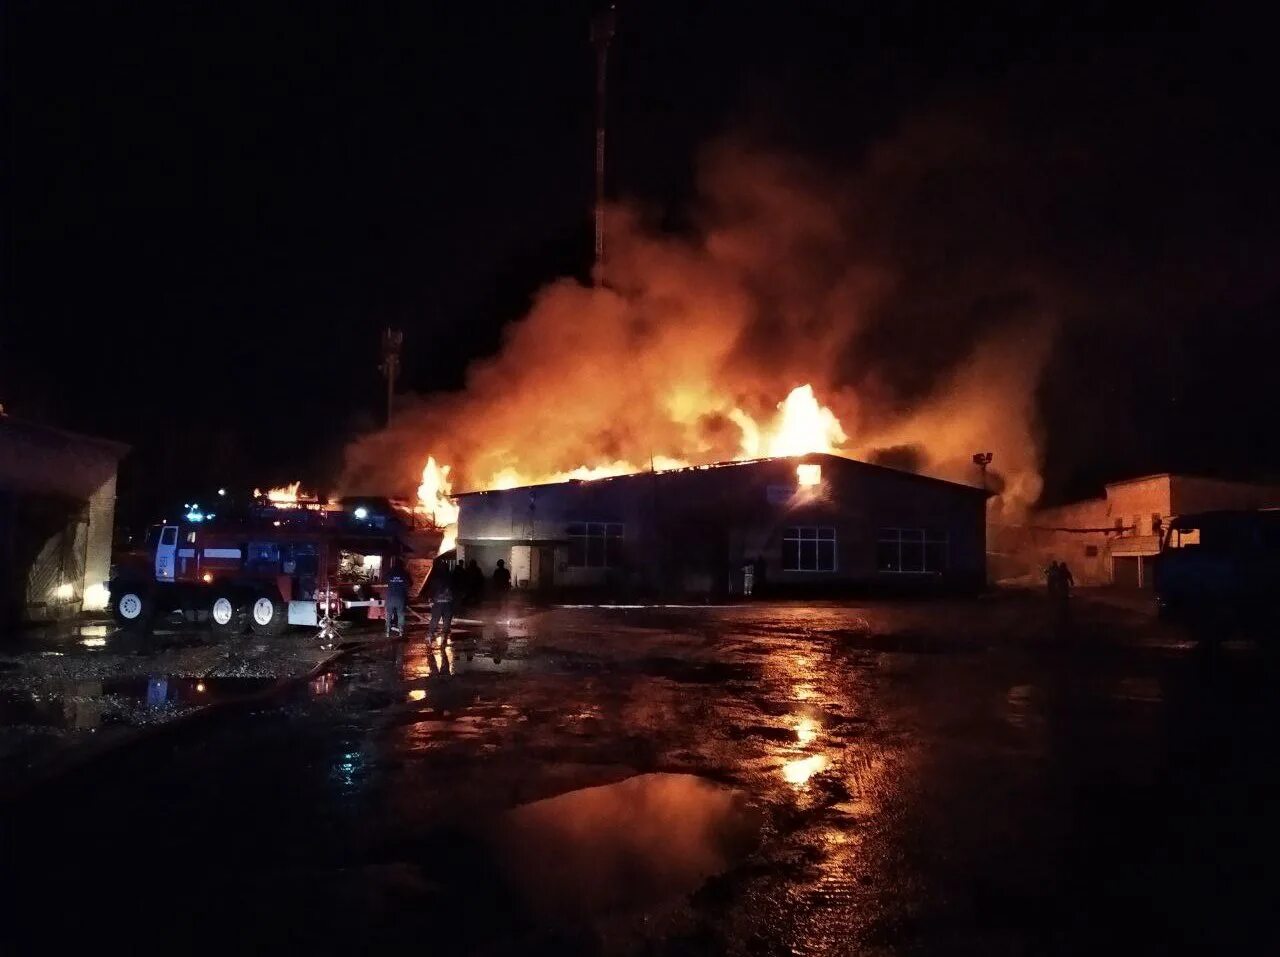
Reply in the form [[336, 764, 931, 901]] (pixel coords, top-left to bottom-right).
[[454, 452, 988, 596]]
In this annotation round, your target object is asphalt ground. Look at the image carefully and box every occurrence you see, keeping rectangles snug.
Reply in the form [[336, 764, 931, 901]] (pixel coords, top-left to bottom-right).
[[4, 594, 1278, 955]]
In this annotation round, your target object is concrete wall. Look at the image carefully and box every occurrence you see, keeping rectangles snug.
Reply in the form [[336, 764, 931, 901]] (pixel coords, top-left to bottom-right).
[[1018, 473, 1280, 588]]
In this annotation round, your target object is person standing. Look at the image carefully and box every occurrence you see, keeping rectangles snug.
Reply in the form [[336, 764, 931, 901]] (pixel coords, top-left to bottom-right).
[[384, 558, 409, 638], [426, 563, 455, 644], [466, 559, 485, 606], [492, 559, 511, 592], [492, 559, 512, 622], [742, 560, 755, 597], [1059, 561, 1075, 597]]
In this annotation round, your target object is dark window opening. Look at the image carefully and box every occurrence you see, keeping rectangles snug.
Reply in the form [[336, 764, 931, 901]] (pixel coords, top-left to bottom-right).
[[783, 527, 837, 572], [567, 522, 623, 568], [878, 528, 948, 574]]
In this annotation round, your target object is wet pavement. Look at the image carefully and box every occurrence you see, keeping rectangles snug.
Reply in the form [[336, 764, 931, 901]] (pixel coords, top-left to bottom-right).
[[4, 595, 1280, 954], [0, 616, 382, 788]]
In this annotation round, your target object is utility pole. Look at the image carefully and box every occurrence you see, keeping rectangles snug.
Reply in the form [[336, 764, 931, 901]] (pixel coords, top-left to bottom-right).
[[590, 4, 616, 285], [380, 328, 403, 426]]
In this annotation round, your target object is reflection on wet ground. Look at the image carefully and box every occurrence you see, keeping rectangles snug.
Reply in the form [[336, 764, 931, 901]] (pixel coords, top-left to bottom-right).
[[495, 773, 761, 922], [0, 674, 279, 730], [6, 598, 1280, 953]]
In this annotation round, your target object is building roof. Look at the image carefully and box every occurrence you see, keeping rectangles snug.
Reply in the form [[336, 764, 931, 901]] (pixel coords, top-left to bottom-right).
[[0, 414, 129, 459], [454, 452, 989, 499]]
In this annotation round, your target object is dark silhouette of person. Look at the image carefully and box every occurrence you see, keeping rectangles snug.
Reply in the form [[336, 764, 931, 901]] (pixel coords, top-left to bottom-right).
[[426, 562, 454, 643], [384, 557, 409, 638], [465, 559, 485, 605], [1045, 560, 1059, 597], [492, 559, 513, 624], [1059, 561, 1075, 596], [752, 555, 767, 597], [492, 559, 511, 592], [450, 559, 468, 610]]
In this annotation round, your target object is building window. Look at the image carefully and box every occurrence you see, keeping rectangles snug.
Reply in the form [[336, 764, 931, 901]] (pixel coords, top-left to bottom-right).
[[783, 526, 837, 572], [1085, 545, 1099, 557], [877, 528, 948, 574], [567, 522, 623, 568]]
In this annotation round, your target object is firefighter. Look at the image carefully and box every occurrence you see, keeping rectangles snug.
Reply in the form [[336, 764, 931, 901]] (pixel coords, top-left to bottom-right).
[[385, 557, 409, 638], [427, 563, 455, 644]]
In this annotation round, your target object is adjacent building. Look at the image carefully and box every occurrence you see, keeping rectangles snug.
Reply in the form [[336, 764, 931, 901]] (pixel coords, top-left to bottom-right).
[[998, 473, 1280, 588], [454, 453, 988, 596], [0, 414, 128, 623]]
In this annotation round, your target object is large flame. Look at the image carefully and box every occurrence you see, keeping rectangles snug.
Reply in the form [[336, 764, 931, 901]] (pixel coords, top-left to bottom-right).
[[417, 383, 846, 497], [417, 456, 460, 555]]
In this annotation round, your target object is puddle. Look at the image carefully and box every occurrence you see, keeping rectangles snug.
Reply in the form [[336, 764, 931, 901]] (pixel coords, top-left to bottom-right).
[[0, 675, 279, 730], [491, 773, 761, 922]]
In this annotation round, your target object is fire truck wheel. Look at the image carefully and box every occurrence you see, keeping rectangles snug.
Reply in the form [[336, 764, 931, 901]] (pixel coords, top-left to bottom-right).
[[209, 595, 245, 636], [249, 594, 287, 635], [112, 586, 152, 630]]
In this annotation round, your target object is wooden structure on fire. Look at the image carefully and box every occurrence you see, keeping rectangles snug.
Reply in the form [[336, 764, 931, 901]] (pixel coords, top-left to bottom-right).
[[454, 453, 988, 597]]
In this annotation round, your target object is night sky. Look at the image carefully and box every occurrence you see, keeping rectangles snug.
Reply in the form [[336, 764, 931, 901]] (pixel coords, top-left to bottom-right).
[[5, 2, 1279, 523]]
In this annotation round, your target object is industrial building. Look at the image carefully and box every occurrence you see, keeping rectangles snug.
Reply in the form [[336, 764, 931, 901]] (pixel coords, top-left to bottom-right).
[[454, 453, 989, 596], [0, 413, 127, 623], [999, 473, 1280, 588]]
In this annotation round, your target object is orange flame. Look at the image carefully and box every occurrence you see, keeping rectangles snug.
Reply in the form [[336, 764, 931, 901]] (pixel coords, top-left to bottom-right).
[[417, 383, 848, 498], [416, 458, 459, 557], [253, 482, 305, 507]]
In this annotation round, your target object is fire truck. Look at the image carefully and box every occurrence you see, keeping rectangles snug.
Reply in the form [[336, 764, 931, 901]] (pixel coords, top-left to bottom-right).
[[108, 497, 425, 634]]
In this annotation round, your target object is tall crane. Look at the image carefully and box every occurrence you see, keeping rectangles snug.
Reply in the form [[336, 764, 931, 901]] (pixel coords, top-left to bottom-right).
[[590, 4, 617, 285]]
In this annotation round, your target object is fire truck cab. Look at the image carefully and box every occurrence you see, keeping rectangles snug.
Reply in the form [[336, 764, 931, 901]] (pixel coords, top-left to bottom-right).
[[109, 501, 406, 635]]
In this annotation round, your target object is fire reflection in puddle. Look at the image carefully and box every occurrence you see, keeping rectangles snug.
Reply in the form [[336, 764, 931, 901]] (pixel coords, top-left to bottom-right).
[[492, 773, 761, 922]]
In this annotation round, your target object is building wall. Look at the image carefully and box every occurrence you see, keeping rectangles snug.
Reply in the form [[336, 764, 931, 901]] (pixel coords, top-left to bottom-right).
[[0, 418, 125, 623], [1018, 473, 1280, 588], [83, 473, 118, 610], [457, 456, 987, 595]]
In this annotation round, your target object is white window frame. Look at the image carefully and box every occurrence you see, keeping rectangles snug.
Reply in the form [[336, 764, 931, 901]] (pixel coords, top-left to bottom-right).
[[566, 522, 624, 568], [877, 528, 949, 574], [782, 526, 838, 572]]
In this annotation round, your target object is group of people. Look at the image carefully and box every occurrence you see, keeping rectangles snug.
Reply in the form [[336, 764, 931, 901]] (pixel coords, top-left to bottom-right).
[[383, 555, 513, 643], [1044, 559, 1075, 602]]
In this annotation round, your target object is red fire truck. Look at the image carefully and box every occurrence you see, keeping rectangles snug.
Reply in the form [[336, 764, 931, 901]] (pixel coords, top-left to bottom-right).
[[109, 499, 414, 634]]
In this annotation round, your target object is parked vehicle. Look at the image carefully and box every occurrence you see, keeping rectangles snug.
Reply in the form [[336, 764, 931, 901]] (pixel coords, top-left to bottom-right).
[[1154, 509, 1280, 623]]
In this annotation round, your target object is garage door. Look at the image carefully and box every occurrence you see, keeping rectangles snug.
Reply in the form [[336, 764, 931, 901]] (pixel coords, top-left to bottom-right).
[[1113, 556, 1140, 588], [1140, 556, 1156, 590]]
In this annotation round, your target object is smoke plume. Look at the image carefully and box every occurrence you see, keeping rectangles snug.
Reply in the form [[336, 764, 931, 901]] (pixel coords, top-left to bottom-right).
[[342, 127, 1056, 516]]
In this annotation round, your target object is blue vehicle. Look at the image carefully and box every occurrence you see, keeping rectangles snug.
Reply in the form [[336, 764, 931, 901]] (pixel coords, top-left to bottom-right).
[[1155, 509, 1280, 623]]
